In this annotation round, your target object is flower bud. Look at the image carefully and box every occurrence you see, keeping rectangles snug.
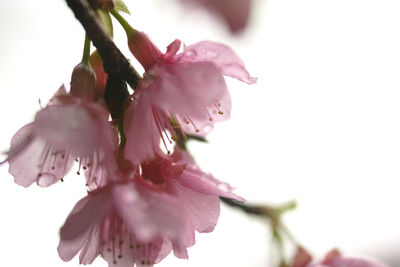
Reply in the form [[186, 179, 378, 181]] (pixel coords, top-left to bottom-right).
[[70, 63, 96, 101], [127, 30, 162, 71], [89, 50, 108, 98], [292, 246, 312, 267]]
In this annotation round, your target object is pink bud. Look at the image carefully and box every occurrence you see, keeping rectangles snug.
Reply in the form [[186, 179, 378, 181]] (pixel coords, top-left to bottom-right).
[[127, 30, 162, 71], [292, 246, 313, 267], [89, 50, 107, 99]]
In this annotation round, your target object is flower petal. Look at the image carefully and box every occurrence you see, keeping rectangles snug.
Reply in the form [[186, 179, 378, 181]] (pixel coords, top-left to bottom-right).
[[180, 41, 257, 84], [179, 164, 244, 202], [33, 103, 112, 158], [154, 61, 228, 119], [112, 180, 186, 243], [124, 91, 161, 165], [79, 225, 101, 264], [167, 179, 220, 233], [60, 187, 112, 241], [8, 123, 74, 187]]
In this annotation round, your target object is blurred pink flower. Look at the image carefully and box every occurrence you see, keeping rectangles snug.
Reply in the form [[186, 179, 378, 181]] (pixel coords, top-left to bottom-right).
[[58, 150, 243, 265], [181, 0, 253, 33], [297, 249, 390, 267], [4, 86, 118, 188], [125, 35, 256, 164]]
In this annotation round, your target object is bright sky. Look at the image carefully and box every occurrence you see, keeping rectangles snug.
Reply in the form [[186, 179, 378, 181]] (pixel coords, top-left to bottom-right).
[[1, 0, 400, 266]]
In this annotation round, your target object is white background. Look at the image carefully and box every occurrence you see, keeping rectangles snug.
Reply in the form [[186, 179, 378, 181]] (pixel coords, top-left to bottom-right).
[[1, 0, 400, 266]]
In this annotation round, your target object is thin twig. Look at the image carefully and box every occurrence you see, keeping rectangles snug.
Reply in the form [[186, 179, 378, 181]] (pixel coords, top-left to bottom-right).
[[65, 0, 140, 88], [220, 197, 296, 219]]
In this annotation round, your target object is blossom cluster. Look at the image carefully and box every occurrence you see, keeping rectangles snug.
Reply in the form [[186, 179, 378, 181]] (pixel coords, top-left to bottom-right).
[[2, 3, 255, 266]]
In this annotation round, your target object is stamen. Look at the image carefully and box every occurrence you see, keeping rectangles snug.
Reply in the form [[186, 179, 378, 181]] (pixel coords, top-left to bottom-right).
[[151, 105, 171, 154], [186, 115, 200, 133], [205, 109, 213, 121], [77, 160, 81, 175], [213, 102, 224, 115]]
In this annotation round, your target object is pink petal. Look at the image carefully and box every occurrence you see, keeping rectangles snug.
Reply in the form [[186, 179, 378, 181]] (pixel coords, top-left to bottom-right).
[[33, 103, 112, 158], [124, 91, 161, 165], [112, 180, 186, 244], [154, 61, 228, 119], [8, 123, 74, 187], [177, 85, 232, 135], [180, 41, 257, 84], [181, 0, 252, 33], [327, 257, 390, 267], [179, 164, 244, 202], [60, 188, 112, 241], [164, 39, 182, 59], [58, 230, 92, 262], [167, 179, 220, 233], [206, 0, 252, 33], [78, 225, 101, 264]]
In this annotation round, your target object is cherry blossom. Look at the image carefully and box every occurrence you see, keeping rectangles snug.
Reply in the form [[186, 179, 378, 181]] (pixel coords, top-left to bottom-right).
[[58, 149, 243, 265], [4, 84, 117, 188], [124, 32, 256, 164]]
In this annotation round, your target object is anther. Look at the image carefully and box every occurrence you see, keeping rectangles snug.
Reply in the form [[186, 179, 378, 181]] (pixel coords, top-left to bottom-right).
[[60, 178, 64, 182]]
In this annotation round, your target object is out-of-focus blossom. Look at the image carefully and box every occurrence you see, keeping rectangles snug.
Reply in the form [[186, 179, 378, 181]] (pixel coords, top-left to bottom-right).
[[180, 0, 253, 33], [294, 249, 390, 267], [124, 32, 256, 164]]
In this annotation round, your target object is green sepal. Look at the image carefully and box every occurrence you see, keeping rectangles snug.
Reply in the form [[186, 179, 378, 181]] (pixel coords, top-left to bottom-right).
[[96, 10, 113, 38], [114, 0, 130, 15]]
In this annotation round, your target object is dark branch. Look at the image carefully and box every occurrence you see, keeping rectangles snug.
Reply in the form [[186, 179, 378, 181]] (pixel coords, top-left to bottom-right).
[[65, 0, 140, 89]]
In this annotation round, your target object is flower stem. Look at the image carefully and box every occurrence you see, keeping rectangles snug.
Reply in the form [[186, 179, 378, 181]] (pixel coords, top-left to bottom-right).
[[65, 0, 140, 88], [81, 34, 91, 65], [110, 10, 134, 36]]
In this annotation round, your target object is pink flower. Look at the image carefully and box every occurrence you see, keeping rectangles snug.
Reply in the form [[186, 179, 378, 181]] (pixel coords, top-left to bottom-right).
[[315, 250, 390, 267], [294, 249, 390, 267], [58, 179, 188, 266], [180, 0, 253, 33], [124, 34, 256, 164], [4, 86, 118, 188], [140, 150, 244, 235], [58, 150, 243, 265]]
